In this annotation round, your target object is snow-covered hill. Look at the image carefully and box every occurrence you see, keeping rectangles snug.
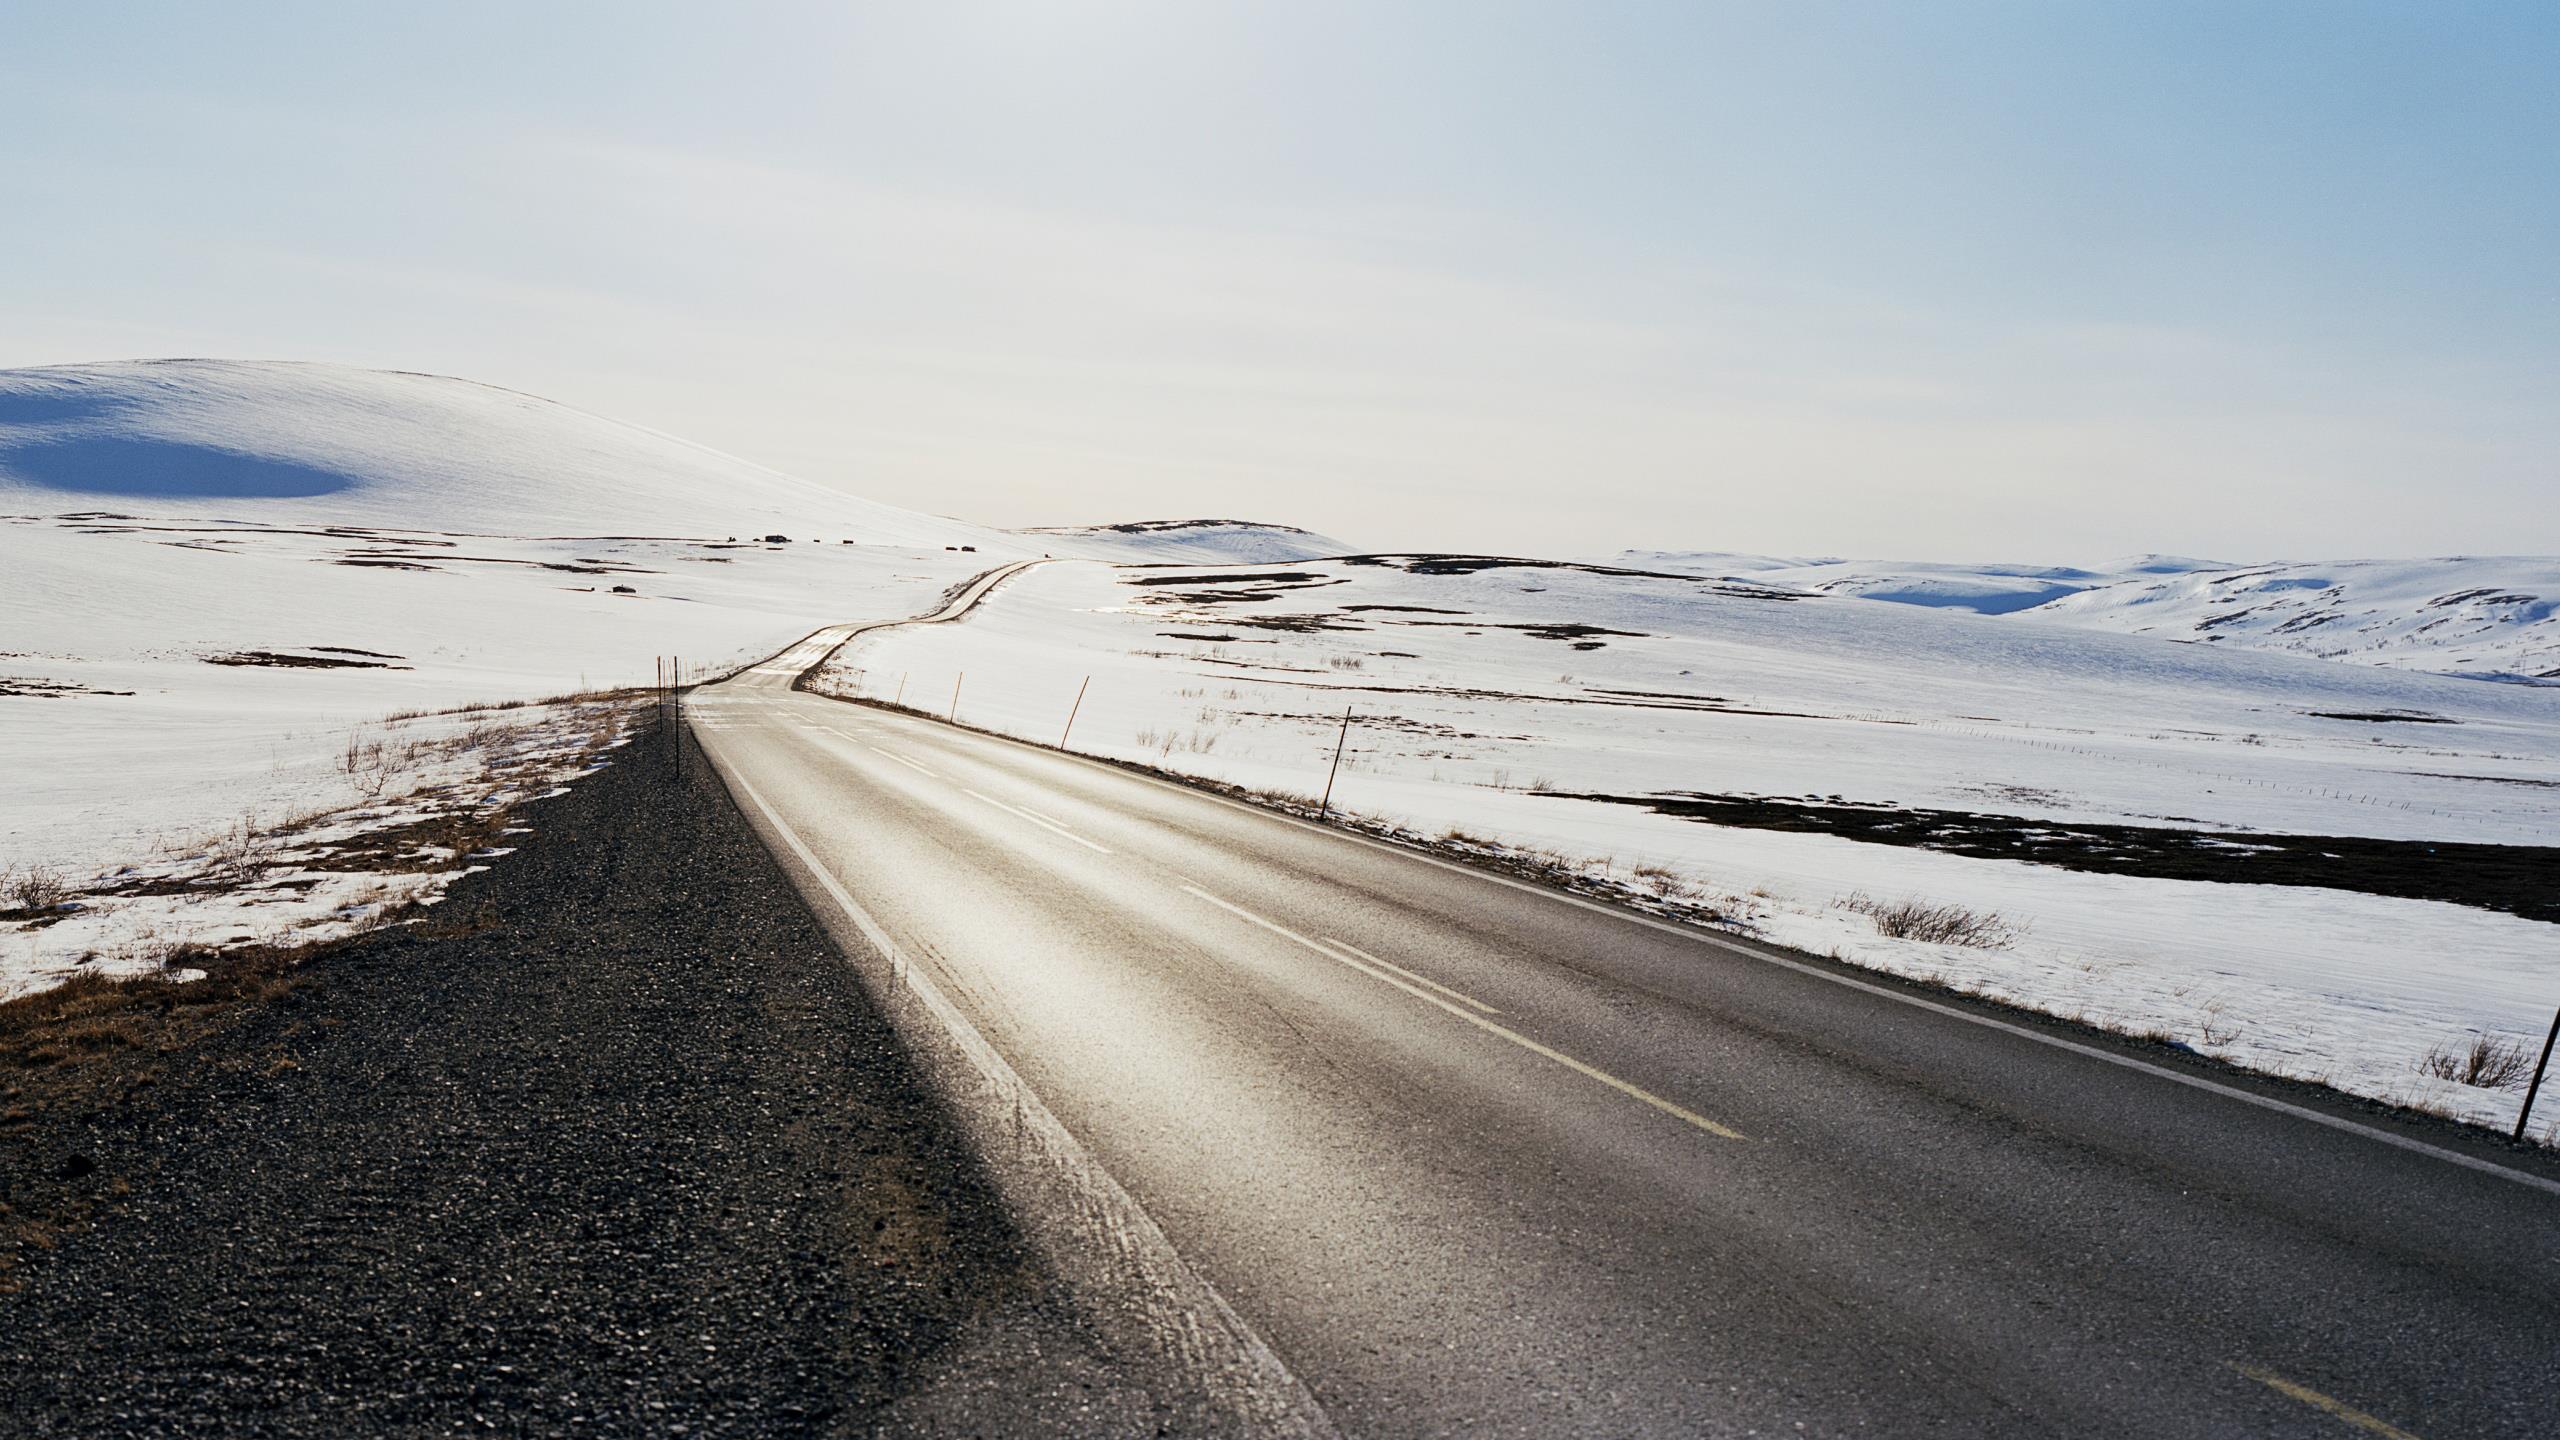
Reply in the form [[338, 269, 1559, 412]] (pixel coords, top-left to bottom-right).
[[2, 359, 1376, 1000], [1619, 549, 2557, 681], [1012, 519, 1354, 564], [0, 359, 1020, 547], [2032, 558, 2560, 683]]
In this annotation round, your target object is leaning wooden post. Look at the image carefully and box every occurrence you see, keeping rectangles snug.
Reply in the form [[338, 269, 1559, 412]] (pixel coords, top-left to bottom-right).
[[2515, 1003, 2560, 1142], [1061, 676, 1091, 749], [948, 671, 964, 723], [1319, 704, 1353, 819]]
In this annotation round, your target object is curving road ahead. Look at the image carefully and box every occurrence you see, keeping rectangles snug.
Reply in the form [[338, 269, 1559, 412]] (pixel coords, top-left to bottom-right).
[[690, 564, 2560, 1438]]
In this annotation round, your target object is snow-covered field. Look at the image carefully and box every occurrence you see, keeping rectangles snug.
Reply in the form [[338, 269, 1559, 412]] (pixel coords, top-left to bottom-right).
[[9, 357, 2557, 1143], [0, 362, 1366, 999], [1624, 549, 2560, 682], [0, 361, 1042, 997], [813, 556, 2560, 1138]]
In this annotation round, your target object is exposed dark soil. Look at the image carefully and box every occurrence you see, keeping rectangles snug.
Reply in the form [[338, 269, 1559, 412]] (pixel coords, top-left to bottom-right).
[[0, 714, 1141, 1436], [2307, 710, 2458, 724], [203, 650, 410, 670], [1125, 571, 1326, 587], [1575, 790, 2560, 923], [0, 678, 134, 698]]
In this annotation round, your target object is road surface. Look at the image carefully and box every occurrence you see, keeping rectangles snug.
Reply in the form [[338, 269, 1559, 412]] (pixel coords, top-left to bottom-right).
[[689, 565, 2560, 1438]]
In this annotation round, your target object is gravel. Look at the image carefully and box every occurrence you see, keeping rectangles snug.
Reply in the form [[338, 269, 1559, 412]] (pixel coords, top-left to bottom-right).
[[0, 713, 1168, 1436]]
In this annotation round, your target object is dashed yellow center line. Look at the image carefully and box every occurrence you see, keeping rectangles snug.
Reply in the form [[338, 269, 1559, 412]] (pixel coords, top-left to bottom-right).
[[2231, 1364, 2424, 1440], [1180, 885, 1745, 1142]]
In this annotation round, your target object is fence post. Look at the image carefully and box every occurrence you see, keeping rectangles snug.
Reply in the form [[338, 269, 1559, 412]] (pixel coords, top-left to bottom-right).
[[1319, 704, 1352, 819], [1061, 676, 1091, 749], [894, 672, 906, 707], [2515, 1003, 2560, 1142], [949, 671, 964, 723]]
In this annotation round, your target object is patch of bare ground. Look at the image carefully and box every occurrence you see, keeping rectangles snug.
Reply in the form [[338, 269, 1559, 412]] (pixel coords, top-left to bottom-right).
[[0, 945, 318, 1288], [1570, 790, 2560, 922], [0, 677, 135, 698], [204, 650, 410, 670], [13, 696, 642, 993]]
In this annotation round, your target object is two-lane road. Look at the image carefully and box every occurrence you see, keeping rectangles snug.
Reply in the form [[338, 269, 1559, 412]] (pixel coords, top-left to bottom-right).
[[690, 575, 2560, 1437]]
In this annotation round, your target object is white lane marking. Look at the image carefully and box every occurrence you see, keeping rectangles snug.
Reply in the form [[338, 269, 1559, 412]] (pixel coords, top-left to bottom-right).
[[1179, 886, 1744, 1142], [1021, 743, 2560, 1199], [1312, 936, 1502, 1016], [749, 593, 2560, 1196], [963, 788, 1115, 854], [864, 744, 941, 779]]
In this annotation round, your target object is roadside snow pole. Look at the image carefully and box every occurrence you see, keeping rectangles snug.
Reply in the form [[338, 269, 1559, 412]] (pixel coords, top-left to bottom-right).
[[893, 672, 907, 707], [1061, 675, 1091, 749], [949, 671, 964, 723], [2515, 1003, 2560, 1142], [1318, 704, 1353, 819]]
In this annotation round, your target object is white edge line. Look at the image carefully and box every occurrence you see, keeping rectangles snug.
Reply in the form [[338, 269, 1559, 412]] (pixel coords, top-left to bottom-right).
[[1312, 935, 1503, 1015], [862, 742, 939, 778], [962, 787, 1115, 854], [855, 707, 2560, 1200], [1179, 885, 1745, 1142], [704, 752, 1337, 1438]]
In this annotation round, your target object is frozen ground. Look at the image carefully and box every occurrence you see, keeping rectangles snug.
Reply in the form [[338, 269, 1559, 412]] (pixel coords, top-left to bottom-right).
[[813, 556, 2560, 1138], [1625, 549, 2560, 682]]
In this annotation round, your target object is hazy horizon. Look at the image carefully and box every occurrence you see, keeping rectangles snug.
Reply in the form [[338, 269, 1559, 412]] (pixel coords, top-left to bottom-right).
[[5, 2, 2554, 562]]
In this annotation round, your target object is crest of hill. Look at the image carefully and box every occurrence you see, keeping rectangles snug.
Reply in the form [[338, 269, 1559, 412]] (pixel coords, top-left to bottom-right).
[[1013, 518, 1353, 564], [0, 359, 1014, 548]]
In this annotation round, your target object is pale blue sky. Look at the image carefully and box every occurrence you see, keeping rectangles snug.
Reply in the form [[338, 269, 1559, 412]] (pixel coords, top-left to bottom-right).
[[4, 2, 2553, 559]]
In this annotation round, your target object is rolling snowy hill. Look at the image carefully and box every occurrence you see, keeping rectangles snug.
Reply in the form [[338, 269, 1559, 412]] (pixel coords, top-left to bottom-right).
[[0, 360, 1042, 995], [2031, 558, 2560, 683], [1620, 549, 2558, 681], [0, 359, 1023, 546]]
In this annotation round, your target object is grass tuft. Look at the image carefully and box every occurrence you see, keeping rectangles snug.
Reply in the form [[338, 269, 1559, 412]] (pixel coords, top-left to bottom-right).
[[1841, 893, 2017, 949], [2417, 1033, 2535, 1090]]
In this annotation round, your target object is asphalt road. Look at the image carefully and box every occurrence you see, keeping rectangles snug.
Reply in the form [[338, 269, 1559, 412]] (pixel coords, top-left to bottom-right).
[[691, 566, 2560, 1439]]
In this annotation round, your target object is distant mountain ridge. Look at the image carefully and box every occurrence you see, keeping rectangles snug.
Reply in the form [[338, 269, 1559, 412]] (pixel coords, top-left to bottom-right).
[[1618, 550, 2559, 683], [1012, 518, 1353, 564]]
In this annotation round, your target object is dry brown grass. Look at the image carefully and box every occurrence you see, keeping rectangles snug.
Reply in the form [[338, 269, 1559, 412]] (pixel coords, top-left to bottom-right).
[[1841, 893, 2018, 949], [1, 863, 70, 916], [2417, 1033, 2536, 1090], [0, 948, 314, 1287]]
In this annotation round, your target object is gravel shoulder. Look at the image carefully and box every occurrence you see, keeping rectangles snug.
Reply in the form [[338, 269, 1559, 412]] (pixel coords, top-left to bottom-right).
[[0, 711, 1167, 1436]]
